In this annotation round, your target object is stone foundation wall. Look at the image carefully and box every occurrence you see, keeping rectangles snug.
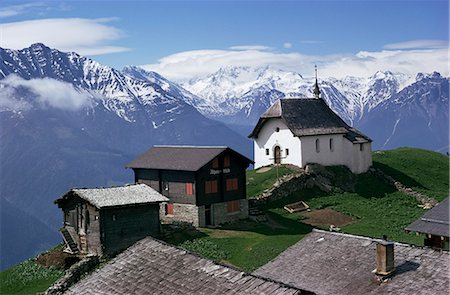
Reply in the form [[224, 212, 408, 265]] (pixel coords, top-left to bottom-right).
[[160, 203, 200, 227], [212, 199, 249, 225]]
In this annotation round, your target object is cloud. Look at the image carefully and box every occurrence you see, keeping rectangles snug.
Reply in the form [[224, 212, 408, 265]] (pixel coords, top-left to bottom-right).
[[0, 2, 45, 18], [283, 42, 293, 49], [141, 46, 448, 81], [0, 75, 92, 110], [142, 49, 311, 80], [0, 18, 130, 55], [228, 45, 272, 51], [383, 39, 448, 50]]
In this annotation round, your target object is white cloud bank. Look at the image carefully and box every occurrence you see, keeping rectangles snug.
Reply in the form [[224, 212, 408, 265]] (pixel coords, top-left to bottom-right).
[[0, 18, 130, 55], [0, 75, 92, 111], [142, 40, 448, 81]]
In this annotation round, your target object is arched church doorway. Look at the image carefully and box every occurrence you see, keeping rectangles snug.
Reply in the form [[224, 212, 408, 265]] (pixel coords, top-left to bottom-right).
[[274, 146, 281, 164]]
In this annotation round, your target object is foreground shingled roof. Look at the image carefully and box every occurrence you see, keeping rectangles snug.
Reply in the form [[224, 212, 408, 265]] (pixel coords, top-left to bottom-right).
[[248, 98, 371, 143], [66, 237, 304, 295], [126, 145, 253, 171], [55, 184, 168, 209], [254, 229, 449, 295], [406, 196, 450, 237]]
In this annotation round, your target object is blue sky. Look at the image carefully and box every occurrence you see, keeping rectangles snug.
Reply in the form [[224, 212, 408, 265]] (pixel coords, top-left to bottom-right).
[[1, 0, 448, 80]]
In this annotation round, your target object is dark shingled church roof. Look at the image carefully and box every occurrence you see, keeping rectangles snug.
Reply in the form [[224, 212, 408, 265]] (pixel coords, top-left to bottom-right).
[[248, 98, 371, 143], [254, 230, 449, 295], [406, 196, 449, 237], [66, 237, 305, 295], [127, 145, 253, 171]]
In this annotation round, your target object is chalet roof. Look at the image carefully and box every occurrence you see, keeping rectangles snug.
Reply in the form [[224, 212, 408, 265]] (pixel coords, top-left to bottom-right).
[[254, 229, 449, 295], [55, 184, 168, 209], [126, 145, 253, 171], [405, 196, 449, 237], [65, 236, 304, 295], [248, 98, 371, 142]]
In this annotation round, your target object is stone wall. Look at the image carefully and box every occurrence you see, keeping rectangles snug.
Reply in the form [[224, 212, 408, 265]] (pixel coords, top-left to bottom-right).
[[160, 202, 201, 227], [44, 256, 100, 295], [212, 199, 249, 225]]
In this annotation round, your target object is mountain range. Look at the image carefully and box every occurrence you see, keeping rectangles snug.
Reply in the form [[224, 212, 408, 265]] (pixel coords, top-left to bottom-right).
[[0, 43, 250, 269], [0, 43, 448, 269]]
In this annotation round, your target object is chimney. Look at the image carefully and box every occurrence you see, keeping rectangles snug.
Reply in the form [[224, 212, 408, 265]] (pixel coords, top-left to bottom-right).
[[375, 236, 395, 276]]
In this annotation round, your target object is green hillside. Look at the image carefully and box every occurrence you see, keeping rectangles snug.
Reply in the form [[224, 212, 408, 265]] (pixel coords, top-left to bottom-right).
[[372, 147, 449, 201], [2, 147, 448, 283], [163, 147, 447, 271]]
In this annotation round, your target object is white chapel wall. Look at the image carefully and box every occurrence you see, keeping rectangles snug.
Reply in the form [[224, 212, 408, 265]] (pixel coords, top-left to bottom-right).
[[254, 118, 302, 168], [300, 134, 348, 168]]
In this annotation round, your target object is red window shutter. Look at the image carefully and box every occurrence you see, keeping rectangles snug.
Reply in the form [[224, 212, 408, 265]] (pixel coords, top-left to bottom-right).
[[205, 180, 218, 194], [226, 178, 238, 191], [166, 203, 174, 215], [227, 200, 239, 213], [212, 158, 219, 169], [224, 155, 230, 167], [212, 180, 218, 193], [186, 183, 193, 195]]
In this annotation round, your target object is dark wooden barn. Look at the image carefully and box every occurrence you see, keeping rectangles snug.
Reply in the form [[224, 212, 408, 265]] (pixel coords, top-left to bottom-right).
[[55, 184, 168, 256], [406, 196, 449, 250], [126, 146, 253, 227]]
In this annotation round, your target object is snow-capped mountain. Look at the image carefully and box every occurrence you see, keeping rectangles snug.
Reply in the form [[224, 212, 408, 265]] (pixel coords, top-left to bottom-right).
[[0, 44, 250, 270], [356, 72, 449, 151], [181, 66, 412, 126]]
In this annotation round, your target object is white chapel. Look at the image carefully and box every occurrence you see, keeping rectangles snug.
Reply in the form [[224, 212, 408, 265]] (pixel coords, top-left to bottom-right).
[[248, 75, 372, 174]]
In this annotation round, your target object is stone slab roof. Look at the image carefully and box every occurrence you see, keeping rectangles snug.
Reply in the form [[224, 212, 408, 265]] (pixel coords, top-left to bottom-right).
[[65, 237, 304, 295], [254, 229, 449, 295], [406, 196, 449, 237], [249, 98, 371, 143], [127, 145, 252, 171], [56, 184, 168, 209]]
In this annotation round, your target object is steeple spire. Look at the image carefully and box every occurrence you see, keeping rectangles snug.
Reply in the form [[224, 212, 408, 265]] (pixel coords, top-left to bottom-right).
[[313, 65, 321, 99]]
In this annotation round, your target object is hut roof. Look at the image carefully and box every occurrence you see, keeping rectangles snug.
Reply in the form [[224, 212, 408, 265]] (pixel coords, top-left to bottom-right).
[[65, 236, 305, 295], [254, 229, 449, 295], [55, 184, 168, 209], [126, 145, 253, 171], [248, 98, 371, 142]]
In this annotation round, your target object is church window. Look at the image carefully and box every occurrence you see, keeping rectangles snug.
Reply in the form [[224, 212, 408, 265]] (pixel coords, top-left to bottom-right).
[[265, 148, 269, 155], [329, 138, 334, 152], [286, 148, 289, 156], [315, 139, 320, 153]]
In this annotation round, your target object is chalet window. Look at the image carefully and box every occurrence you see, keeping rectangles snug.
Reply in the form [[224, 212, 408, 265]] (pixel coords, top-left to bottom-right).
[[212, 158, 219, 169], [329, 138, 334, 152], [227, 200, 240, 213], [163, 181, 169, 191], [226, 178, 238, 191], [286, 148, 289, 156], [165, 203, 174, 215], [185, 183, 194, 195], [205, 180, 218, 194], [360, 143, 364, 151], [265, 149, 269, 155], [315, 139, 320, 153], [223, 155, 231, 168]]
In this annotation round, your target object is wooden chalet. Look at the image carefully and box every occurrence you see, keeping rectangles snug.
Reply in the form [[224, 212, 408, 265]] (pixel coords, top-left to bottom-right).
[[126, 146, 253, 227], [406, 196, 449, 250], [55, 184, 168, 256]]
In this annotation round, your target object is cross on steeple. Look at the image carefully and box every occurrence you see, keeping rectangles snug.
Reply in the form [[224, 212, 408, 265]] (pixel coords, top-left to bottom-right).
[[313, 65, 321, 99]]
